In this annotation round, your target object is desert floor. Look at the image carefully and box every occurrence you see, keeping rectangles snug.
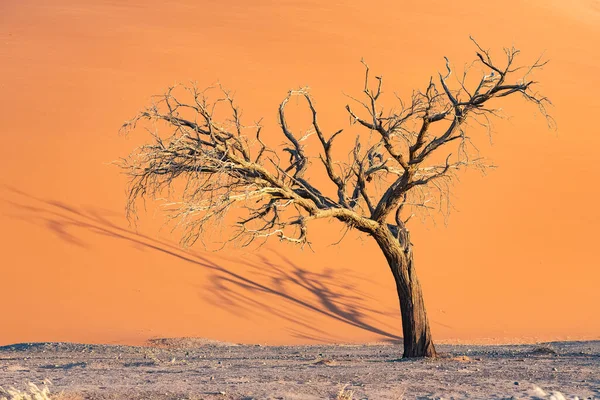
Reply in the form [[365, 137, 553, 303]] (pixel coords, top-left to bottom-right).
[[1, 339, 598, 400]]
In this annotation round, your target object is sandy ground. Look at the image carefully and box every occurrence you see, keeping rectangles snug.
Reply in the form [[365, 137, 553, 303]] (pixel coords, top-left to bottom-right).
[[1, 340, 598, 399]]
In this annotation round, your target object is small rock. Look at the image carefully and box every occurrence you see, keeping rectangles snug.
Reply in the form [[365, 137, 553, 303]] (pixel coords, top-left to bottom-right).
[[552, 367, 558, 371]]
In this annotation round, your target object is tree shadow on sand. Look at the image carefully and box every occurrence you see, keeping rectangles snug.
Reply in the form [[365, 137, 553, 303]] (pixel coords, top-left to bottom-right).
[[2, 185, 403, 343]]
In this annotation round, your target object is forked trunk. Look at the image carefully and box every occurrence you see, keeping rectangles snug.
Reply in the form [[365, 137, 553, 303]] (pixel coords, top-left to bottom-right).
[[374, 228, 437, 358]]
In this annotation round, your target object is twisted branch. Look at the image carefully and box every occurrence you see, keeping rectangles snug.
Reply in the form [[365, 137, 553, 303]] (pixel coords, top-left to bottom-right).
[[119, 40, 551, 251]]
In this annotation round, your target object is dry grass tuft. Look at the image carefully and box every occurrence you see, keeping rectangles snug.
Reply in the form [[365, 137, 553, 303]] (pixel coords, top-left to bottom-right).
[[0, 382, 82, 400], [335, 385, 354, 400], [314, 358, 337, 366], [0, 382, 52, 400], [450, 355, 472, 362]]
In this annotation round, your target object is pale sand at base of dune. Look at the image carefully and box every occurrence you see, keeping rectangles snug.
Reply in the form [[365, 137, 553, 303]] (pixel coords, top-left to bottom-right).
[[0, 340, 598, 399]]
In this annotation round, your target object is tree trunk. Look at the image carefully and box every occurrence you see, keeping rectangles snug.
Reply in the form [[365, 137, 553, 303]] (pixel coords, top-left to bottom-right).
[[373, 227, 437, 358]]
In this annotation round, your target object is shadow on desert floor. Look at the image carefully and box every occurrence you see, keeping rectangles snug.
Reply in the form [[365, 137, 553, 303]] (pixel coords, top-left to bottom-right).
[[2, 185, 404, 344]]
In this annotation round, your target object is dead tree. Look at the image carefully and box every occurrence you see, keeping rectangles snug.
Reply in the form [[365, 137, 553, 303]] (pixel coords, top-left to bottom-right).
[[119, 39, 551, 358]]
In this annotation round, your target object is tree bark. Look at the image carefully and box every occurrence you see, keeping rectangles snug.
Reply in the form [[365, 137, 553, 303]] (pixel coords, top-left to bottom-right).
[[373, 227, 437, 358]]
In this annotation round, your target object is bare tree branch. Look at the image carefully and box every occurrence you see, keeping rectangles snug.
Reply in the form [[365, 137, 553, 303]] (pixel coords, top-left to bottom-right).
[[119, 40, 551, 249]]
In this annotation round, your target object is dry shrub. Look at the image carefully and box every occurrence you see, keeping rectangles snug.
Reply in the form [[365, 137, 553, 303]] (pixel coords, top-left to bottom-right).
[[0, 382, 52, 400], [335, 385, 354, 400], [0, 382, 82, 400], [529, 345, 558, 355]]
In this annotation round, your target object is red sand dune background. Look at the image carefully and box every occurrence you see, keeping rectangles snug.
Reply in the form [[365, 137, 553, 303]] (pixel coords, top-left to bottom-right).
[[1, 0, 599, 346]]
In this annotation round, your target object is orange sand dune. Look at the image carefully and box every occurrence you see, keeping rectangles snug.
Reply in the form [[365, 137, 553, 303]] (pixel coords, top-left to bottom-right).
[[1, 0, 599, 346]]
